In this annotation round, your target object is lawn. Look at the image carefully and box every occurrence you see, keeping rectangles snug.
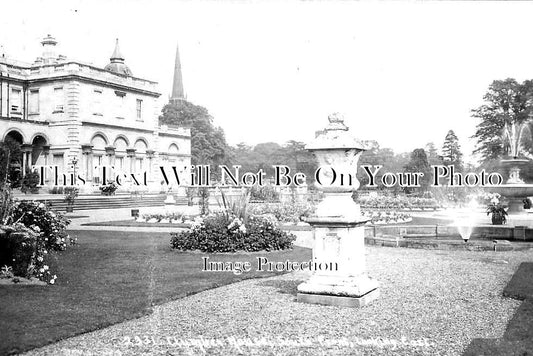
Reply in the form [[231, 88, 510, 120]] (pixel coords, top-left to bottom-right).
[[0, 230, 311, 355]]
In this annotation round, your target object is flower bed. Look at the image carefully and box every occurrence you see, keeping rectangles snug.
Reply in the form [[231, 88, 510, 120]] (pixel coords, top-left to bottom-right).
[[170, 212, 295, 252], [248, 201, 315, 224], [136, 212, 186, 224], [359, 195, 440, 210], [361, 210, 412, 225]]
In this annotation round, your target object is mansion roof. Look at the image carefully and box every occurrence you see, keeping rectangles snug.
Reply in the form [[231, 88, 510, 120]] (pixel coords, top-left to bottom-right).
[[0, 36, 159, 96]]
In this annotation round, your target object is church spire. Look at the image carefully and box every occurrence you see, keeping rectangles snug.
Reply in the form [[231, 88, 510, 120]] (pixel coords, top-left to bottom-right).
[[171, 43, 185, 103]]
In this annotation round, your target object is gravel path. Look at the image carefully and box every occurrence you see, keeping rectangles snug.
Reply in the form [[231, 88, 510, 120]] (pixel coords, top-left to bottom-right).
[[20, 246, 531, 356]]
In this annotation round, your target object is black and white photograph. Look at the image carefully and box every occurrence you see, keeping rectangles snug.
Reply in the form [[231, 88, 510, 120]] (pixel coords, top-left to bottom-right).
[[0, 1, 532, 355]]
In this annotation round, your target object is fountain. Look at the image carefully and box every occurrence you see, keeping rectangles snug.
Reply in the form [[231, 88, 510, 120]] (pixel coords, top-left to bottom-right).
[[297, 113, 379, 307], [452, 198, 480, 242], [483, 121, 533, 220]]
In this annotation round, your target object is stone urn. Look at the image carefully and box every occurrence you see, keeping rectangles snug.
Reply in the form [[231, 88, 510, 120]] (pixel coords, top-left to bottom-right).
[[297, 113, 379, 307]]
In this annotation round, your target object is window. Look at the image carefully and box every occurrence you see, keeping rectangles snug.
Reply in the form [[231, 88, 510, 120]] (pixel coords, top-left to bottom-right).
[[53, 154, 64, 172], [93, 88, 103, 115], [29, 89, 39, 114], [116, 156, 124, 171], [136, 99, 143, 121], [54, 87, 64, 113], [10, 88, 21, 113], [115, 91, 126, 119], [93, 156, 103, 184]]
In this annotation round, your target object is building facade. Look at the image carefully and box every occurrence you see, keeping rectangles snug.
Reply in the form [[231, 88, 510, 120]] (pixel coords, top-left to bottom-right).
[[0, 35, 191, 192]]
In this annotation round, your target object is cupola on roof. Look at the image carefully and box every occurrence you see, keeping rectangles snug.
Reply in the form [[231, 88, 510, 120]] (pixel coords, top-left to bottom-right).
[[104, 38, 132, 76]]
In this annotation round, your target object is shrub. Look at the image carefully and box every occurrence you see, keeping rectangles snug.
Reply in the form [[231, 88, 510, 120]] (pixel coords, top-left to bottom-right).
[[0, 183, 13, 224], [246, 215, 295, 251], [170, 212, 295, 252], [49, 186, 65, 194], [64, 187, 79, 206], [250, 185, 280, 202], [20, 170, 40, 194], [0, 223, 57, 284], [10, 200, 72, 251], [198, 187, 210, 215], [0, 224, 38, 276]]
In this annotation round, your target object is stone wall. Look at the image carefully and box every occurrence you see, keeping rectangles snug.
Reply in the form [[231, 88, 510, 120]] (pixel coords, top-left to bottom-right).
[[366, 224, 532, 241]]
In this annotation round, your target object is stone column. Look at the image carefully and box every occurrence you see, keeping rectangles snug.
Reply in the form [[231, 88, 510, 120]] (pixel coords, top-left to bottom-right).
[[159, 152, 168, 169], [81, 145, 93, 183], [146, 149, 155, 182], [297, 113, 379, 308], [126, 148, 136, 174], [21, 144, 33, 176], [105, 146, 116, 179], [42, 145, 50, 184]]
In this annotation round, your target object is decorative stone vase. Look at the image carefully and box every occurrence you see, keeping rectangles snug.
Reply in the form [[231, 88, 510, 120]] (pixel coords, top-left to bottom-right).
[[491, 212, 506, 225], [297, 113, 379, 308]]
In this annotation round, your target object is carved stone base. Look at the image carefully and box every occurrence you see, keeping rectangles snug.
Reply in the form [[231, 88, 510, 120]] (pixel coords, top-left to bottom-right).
[[507, 197, 529, 214], [297, 288, 380, 308], [297, 274, 379, 296]]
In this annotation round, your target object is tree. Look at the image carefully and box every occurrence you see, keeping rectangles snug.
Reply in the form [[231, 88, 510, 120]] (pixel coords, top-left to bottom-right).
[[441, 130, 463, 170], [280, 140, 317, 183], [472, 78, 533, 162], [403, 148, 431, 193], [425, 142, 442, 166], [0, 138, 22, 187], [228, 143, 255, 173], [357, 141, 409, 192], [159, 100, 231, 173], [228, 140, 317, 186]]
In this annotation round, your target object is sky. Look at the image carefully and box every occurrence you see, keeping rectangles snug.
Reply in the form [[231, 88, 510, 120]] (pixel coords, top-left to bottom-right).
[[2, 0, 533, 163]]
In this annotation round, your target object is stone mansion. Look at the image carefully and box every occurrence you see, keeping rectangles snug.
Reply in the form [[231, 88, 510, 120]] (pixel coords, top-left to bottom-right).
[[0, 35, 191, 192]]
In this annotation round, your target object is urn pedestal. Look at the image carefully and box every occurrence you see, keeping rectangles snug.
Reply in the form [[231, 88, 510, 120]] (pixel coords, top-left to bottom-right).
[[296, 204, 380, 307], [297, 114, 379, 307]]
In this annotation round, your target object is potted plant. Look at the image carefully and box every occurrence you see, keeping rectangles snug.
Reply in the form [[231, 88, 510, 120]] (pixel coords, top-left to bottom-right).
[[186, 187, 196, 206], [99, 181, 118, 196], [64, 187, 79, 213], [486, 196, 507, 225]]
